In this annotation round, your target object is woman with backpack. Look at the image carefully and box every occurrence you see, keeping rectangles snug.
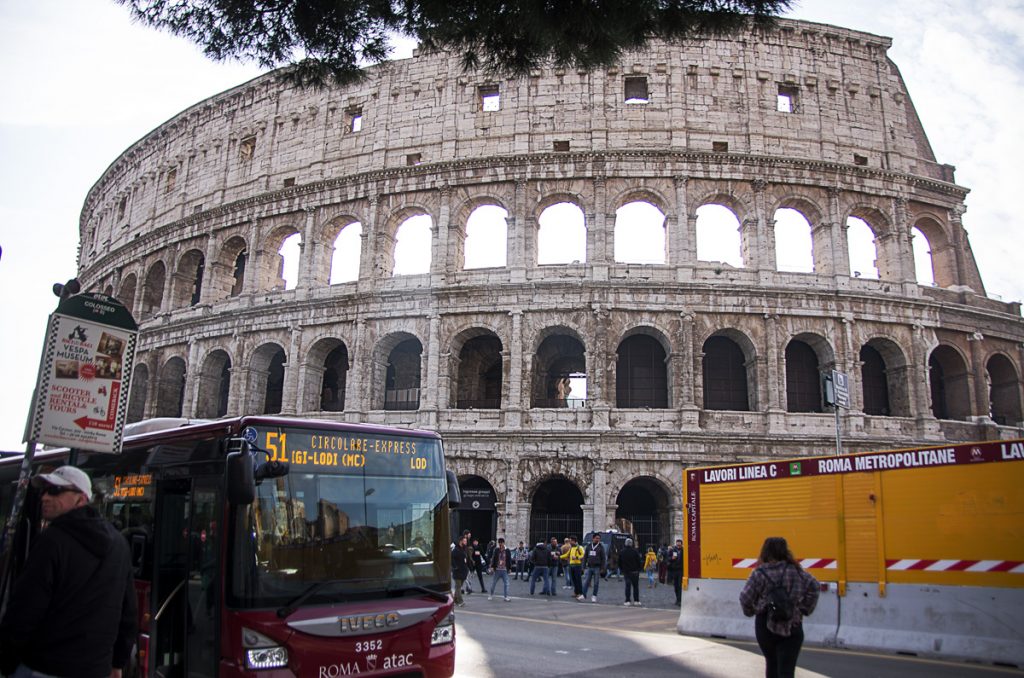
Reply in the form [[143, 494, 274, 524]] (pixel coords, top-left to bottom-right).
[[739, 537, 820, 678]]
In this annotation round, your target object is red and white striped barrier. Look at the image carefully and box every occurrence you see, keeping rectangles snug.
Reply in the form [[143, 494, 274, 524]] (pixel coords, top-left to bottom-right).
[[732, 558, 837, 569], [885, 559, 1024, 573]]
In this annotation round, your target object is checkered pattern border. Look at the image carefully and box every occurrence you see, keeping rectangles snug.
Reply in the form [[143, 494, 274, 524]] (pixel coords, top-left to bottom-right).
[[29, 314, 60, 442], [111, 330, 139, 452]]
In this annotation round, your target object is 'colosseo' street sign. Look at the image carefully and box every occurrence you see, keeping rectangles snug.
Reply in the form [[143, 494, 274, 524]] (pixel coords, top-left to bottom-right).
[[27, 293, 139, 454]]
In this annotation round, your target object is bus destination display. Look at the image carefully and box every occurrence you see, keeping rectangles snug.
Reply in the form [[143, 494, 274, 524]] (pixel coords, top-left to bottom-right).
[[254, 427, 439, 476]]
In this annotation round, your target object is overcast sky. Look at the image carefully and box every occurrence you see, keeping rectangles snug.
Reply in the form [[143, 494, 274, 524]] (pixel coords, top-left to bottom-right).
[[0, 0, 1021, 451]]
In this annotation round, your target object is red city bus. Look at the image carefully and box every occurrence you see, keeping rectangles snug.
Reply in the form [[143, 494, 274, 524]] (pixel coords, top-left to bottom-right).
[[0, 416, 460, 677]]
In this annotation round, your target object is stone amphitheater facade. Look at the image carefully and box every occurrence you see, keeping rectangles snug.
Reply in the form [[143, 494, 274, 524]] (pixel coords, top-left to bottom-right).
[[77, 18, 1024, 546]]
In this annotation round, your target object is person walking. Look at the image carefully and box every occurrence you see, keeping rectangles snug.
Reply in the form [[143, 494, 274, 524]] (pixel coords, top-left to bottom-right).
[[471, 539, 487, 593], [560, 537, 572, 589], [528, 542, 550, 596], [487, 537, 513, 601], [459, 530, 475, 594], [451, 535, 470, 607], [667, 538, 684, 606], [561, 536, 585, 599], [643, 546, 659, 588], [546, 538, 560, 596], [0, 466, 138, 678], [580, 533, 607, 602], [513, 541, 529, 580], [657, 543, 668, 584], [739, 537, 820, 678], [618, 538, 643, 606]]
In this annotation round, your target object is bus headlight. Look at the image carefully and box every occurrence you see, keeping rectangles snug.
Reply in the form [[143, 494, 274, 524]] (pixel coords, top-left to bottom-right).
[[430, 613, 455, 646], [242, 628, 289, 670]]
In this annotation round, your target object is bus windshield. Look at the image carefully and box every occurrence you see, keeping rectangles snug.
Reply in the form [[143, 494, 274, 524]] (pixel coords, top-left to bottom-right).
[[228, 426, 450, 608]]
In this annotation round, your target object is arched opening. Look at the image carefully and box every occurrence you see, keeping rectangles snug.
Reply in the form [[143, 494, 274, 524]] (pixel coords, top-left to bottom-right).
[[987, 354, 1022, 426], [385, 338, 422, 410], [393, 214, 433, 275], [613, 201, 665, 264], [127, 363, 149, 423], [860, 345, 889, 415], [532, 333, 586, 408], [329, 222, 362, 284], [278, 232, 302, 290], [155, 356, 187, 417], [928, 345, 971, 420], [846, 216, 879, 279], [464, 205, 508, 269], [696, 204, 743, 267], [171, 249, 205, 308], [785, 339, 823, 413], [615, 333, 668, 408], [248, 343, 286, 415], [702, 335, 751, 411], [455, 475, 498, 547], [530, 476, 584, 546], [197, 350, 231, 418], [141, 261, 166, 320], [911, 226, 936, 286], [859, 338, 910, 417], [774, 208, 814, 273], [537, 202, 586, 265], [264, 350, 286, 414], [320, 343, 349, 412], [455, 333, 503, 409], [116, 274, 137, 315], [615, 477, 671, 552]]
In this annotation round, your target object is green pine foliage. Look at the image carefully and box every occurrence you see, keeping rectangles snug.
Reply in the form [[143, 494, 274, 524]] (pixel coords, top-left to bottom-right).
[[115, 0, 791, 87]]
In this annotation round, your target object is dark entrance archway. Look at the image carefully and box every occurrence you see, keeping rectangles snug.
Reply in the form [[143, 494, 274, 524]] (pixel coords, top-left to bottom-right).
[[615, 477, 670, 552], [529, 476, 583, 546], [454, 475, 497, 547]]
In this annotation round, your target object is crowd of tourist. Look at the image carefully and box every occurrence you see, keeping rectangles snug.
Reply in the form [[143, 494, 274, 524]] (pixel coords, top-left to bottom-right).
[[451, 530, 685, 607]]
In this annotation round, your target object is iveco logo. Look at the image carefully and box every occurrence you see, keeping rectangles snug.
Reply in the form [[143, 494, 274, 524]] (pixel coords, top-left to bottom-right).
[[338, 612, 400, 634]]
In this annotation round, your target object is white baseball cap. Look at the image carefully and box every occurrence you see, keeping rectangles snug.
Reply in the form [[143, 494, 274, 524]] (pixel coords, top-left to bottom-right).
[[33, 466, 93, 501]]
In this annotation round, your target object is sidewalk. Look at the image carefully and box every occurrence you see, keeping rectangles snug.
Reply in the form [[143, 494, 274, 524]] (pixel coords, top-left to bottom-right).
[[465, 568, 682, 612]]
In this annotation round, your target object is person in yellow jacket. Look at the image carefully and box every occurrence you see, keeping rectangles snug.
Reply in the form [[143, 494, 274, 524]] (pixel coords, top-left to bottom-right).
[[560, 535, 586, 598], [643, 546, 659, 588]]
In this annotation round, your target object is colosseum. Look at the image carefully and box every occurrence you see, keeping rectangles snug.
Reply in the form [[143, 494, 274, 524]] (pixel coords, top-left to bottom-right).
[[76, 17, 1024, 549]]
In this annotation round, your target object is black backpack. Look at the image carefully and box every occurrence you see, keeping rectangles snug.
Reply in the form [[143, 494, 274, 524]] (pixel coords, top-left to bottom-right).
[[759, 566, 794, 623]]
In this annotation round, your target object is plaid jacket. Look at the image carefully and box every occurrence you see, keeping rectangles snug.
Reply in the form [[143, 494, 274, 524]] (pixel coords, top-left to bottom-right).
[[739, 561, 820, 636]]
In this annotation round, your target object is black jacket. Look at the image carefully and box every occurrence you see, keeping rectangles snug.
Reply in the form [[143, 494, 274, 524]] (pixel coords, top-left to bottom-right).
[[0, 505, 137, 678], [451, 544, 470, 579], [666, 545, 684, 571], [583, 541, 607, 569], [489, 547, 513, 570], [618, 546, 643, 574]]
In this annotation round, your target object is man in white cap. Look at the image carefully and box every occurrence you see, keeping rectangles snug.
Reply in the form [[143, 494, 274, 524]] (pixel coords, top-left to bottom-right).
[[0, 466, 137, 678]]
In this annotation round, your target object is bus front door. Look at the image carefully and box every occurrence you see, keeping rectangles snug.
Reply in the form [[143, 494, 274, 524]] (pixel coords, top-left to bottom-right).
[[151, 475, 221, 678]]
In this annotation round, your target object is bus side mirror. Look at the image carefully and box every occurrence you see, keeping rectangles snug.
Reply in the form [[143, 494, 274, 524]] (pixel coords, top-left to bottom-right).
[[227, 444, 256, 505], [446, 469, 461, 508]]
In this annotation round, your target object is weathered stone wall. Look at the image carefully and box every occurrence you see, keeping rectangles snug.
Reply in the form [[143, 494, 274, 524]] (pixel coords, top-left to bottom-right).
[[77, 19, 1024, 543]]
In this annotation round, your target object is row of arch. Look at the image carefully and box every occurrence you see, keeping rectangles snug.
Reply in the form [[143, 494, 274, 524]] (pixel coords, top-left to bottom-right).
[[127, 325, 1023, 427], [457, 473, 675, 550], [104, 194, 951, 321]]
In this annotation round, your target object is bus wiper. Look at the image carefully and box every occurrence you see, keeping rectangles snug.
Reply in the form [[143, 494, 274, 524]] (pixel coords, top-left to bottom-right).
[[385, 583, 449, 602], [277, 580, 346, 619]]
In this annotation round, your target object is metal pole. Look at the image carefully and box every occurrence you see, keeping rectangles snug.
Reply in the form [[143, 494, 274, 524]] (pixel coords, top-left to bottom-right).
[[835, 405, 842, 456], [0, 440, 38, 614]]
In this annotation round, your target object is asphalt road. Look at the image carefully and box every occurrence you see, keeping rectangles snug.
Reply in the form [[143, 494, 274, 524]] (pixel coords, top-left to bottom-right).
[[450, 573, 1020, 677]]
